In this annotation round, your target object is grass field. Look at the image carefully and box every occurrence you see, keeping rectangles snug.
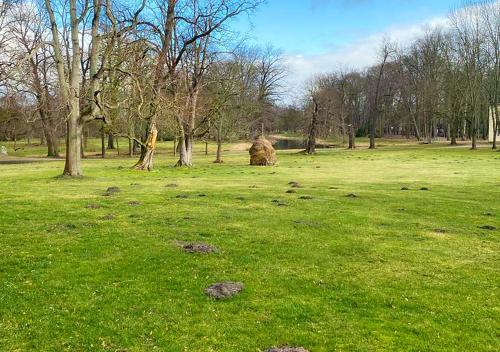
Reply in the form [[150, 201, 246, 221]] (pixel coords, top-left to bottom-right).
[[0, 140, 499, 351]]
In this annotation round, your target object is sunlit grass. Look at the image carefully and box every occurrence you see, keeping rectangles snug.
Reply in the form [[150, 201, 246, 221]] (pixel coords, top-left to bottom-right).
[[0, 142, 499, 351]]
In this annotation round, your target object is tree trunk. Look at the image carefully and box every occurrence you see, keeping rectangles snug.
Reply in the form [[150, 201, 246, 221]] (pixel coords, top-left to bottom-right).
[[306, 98, 319, 154], [63, 104, 83, 176], [214, 122, 223, 163], [107, 133, 115, 149], [101, 127, 106, 158], [450, 120, 457, 145], [42, 125, 60, 158], [493, 106, 498, 150], [176, 133, 193, 167], [471, 116, 478, 150], [369, 110, 376, 149], [348, 124, 355, 149], [128, 138, 133, 156], [135, 123, 158, 171]]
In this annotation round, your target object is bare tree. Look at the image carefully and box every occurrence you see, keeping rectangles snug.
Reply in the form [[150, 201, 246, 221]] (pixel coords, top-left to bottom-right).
[[369, 40, 394, 149], [44, 0, 145, 175]]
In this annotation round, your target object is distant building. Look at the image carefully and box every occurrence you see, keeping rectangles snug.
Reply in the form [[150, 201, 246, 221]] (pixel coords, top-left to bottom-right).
[[490, 106, 500, 143]]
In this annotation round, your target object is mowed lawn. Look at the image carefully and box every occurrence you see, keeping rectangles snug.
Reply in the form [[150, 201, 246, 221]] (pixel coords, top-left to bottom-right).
[[0, 142, 499, 351]]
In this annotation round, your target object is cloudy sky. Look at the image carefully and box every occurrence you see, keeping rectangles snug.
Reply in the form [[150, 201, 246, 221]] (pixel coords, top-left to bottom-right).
[[233, 0, 460, 102]]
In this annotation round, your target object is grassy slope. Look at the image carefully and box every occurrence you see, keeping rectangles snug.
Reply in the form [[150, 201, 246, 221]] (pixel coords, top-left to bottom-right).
[[0, 142, 499, 351]]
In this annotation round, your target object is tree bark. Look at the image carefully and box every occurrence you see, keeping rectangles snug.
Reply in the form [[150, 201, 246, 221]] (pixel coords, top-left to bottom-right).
[[348, 124, 355, 149], [134, 123, 158, 171], [63, 100, 83, 176], [493, 106, 498, 150], [450, 120, 457, 145], [101, 127, 106, 158], [214, 121, 223, 163], [107, 133, 115, 149], [176, 133, 193, 167], [43, 125, 59, 157]]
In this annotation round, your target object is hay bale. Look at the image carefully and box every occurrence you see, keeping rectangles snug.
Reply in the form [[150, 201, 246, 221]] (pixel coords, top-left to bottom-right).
[[249, 137, 277, 166]]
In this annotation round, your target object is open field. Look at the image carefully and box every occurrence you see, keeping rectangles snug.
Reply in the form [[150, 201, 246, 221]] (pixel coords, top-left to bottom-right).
[[0, 141, 499, 351]]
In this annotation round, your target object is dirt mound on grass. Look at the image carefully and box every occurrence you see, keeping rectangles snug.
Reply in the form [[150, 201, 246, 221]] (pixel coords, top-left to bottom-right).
[[183, 243, 217, 253], [265, 347, 309, 352], [249, 137, 277, 166], [204, 282, 244, 299]]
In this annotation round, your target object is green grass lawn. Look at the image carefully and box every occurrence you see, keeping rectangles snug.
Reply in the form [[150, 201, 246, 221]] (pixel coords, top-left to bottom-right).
[[0, 142, 499, 351]]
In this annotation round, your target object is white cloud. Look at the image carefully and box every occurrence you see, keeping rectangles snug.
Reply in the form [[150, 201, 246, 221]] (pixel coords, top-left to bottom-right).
[[282, 15, 450, 104]]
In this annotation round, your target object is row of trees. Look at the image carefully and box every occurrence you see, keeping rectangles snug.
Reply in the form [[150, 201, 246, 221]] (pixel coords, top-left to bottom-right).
[[1, 1, 498, 177], [0, 0, 286, 175], [303, 1, 499, 152]]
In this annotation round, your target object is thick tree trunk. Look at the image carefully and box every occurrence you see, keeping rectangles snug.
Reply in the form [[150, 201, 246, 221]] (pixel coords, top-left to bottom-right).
[[63, 105, 83, 176], [450, 120, 457, 145], [348, 124, 355, 149], [43, 127, 59, 157], [176, 133, 193, 167], [135, 123, 158, 171], [107, 133, 115, 149]]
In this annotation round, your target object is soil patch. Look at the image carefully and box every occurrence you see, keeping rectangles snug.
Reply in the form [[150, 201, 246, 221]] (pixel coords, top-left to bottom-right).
[[479, 225, 496, 231], [183, 243, 217, 254], [104, 187, 121, 196], [204, 282, 244, 299], [100, 214, 115, 220]]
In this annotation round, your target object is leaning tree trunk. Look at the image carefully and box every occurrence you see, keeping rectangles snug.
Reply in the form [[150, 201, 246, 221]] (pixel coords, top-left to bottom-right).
[[134, 122, 158, 171]]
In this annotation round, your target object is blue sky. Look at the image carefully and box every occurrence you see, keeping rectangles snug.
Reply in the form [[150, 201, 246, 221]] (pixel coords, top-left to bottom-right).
[[232, 0, 461, 100]]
